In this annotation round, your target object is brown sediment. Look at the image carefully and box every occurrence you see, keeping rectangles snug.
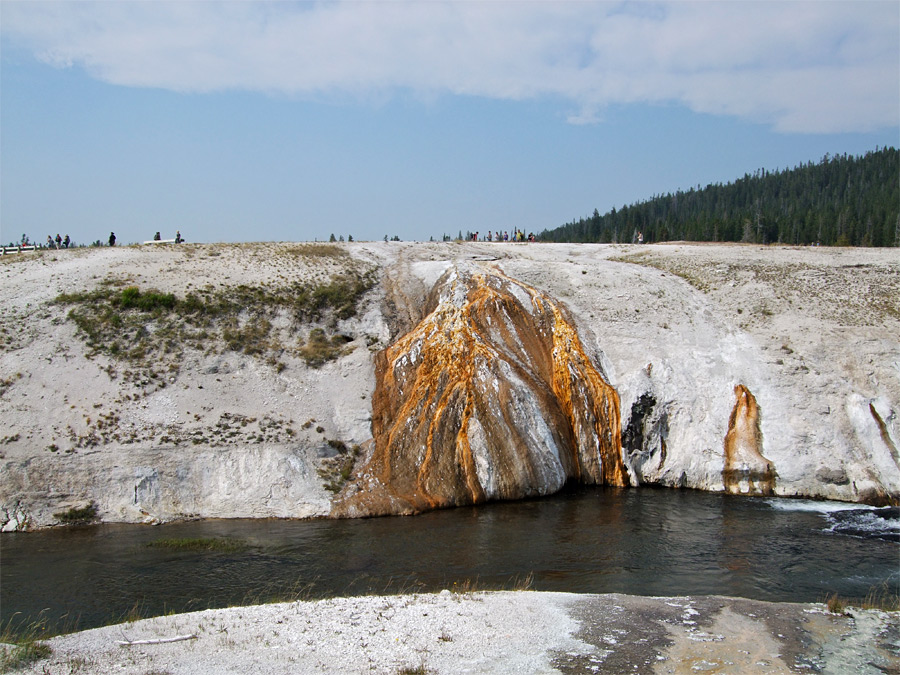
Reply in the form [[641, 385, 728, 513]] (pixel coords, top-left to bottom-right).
[[869, 402, 900, 468], [331, 264, 627, 517], [723, 384, 776, 495]]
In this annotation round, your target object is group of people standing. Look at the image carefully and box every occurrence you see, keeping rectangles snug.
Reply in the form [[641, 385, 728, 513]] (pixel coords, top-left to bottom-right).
[[108, 230, 184, 246], [152, 231, 184, 243], [45, 234, 71, 249], [469, 229, 536, 242], [26, 230, 185, 249]]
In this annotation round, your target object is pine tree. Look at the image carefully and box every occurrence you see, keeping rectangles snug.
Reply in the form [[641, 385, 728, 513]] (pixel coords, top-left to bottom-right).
[[540, 148, 898, 247]]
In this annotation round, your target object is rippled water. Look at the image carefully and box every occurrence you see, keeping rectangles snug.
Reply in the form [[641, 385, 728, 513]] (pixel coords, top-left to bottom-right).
[[2, 487, 897, 636]]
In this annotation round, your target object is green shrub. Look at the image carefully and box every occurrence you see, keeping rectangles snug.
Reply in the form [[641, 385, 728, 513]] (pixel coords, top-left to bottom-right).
[[54, 502, 98, 525], [119, 286, 176, 312]]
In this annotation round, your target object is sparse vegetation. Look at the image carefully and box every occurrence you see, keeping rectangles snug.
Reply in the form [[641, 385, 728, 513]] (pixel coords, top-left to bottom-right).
[[53, 268, 377, 386], [823, 583, 899, 615], [0, 615, 54, 672], [0, 373, 23, 398], [0, 639, 52, 672], [223, 316, 273, 355], [297, 328, 354, 367], [825, 593, 846, 615], [610, 252, 900, 324], [285, 243, 349, 259], [861, 587, 900, 611], [318, 441, 362, 493], [396, 664, 431, 675]]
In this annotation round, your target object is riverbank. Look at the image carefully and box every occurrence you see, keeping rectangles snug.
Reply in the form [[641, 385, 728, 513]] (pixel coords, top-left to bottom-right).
[[4, 591, 898, 674]]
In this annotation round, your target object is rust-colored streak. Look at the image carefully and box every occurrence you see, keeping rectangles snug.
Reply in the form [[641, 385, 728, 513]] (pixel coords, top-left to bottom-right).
[[723, 384, 776, 495], [869, 403, 900, 468], [331, 265, 628, 518]]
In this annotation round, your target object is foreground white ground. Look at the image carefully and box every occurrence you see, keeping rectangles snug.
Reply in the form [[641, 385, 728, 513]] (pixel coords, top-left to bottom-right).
[[7, 591, 898, 674]]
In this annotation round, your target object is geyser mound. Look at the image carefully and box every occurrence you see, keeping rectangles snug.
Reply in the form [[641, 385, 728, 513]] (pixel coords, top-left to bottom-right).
[[332, 264, 628, 517]]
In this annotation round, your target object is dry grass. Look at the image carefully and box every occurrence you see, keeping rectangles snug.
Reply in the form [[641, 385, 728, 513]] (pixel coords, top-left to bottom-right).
[[297, 328, 354, 367], [284, 243, 350, 259], [824, 583, 899, 615], [0, 616, 53, 673]]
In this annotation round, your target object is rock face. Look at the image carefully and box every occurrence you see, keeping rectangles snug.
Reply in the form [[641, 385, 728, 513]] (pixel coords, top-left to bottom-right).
[[722, 385, 776, 495], [332, 264, 627, 517]]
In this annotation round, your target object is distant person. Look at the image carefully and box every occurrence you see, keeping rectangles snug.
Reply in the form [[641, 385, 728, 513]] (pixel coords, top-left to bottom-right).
[[55, 234, 62, 248], [175, 231, 183, 243], [47, 235, 54, 249], [637, 231, 643, 244], [109, 232, 116, 247], [63, 235, 70, 249]]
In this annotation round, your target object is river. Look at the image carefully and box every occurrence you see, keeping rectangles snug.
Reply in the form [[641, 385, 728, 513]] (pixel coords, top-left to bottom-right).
[[2, 487, 897, 636]]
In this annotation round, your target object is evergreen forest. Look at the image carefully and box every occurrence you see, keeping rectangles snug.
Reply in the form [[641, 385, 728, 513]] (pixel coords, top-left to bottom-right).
[[540, 147, 899, 247]]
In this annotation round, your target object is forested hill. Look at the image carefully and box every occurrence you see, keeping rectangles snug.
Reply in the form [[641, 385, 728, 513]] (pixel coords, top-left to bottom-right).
[[541, 147, 899, 247]]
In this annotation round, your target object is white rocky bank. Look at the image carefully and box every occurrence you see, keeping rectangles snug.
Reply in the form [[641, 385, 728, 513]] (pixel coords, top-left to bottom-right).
[[1, 242, 898, 530]]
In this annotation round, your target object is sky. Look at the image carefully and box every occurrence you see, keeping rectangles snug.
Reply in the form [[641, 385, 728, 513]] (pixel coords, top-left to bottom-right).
[[1, 1, 898, 246]]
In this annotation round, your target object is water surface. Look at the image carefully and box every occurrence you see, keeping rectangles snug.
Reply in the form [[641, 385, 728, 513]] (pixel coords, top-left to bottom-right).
[[2, 487, 897, 635]]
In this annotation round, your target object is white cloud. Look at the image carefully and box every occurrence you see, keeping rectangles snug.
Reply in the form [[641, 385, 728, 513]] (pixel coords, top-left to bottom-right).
[[2, 0, 897, 133]]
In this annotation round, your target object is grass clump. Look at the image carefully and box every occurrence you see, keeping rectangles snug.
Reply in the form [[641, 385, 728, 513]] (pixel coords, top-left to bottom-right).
[[120, 286, 176, 311], [146, 537, 249, 553], [53, 502, 98, 525], [396, 665, 431, 675], [297, 329, 353, 367], [1, 616, 54, 672], [823, 583, 899, 615], [318, 441, 362, 493], [825, 593, 846, 615], [858, 582, 900, 612], [0, 640, 52, 672]]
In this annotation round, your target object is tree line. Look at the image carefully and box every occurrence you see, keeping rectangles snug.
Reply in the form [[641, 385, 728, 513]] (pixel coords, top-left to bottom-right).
[[540, 147, 899, 247]]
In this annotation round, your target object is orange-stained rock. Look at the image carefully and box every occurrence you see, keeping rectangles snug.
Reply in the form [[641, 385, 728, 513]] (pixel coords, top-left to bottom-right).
[[331, 264, 628, 517], [723, 384, 776, 495]]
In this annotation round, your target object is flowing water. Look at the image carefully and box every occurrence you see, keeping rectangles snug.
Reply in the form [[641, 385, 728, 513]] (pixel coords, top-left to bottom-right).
[[2, 487, 897, 636]]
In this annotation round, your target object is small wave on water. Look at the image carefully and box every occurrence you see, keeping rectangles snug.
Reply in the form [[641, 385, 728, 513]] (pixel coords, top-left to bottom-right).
[[826, 507, 900, 542], [764, 498, 900, 542]]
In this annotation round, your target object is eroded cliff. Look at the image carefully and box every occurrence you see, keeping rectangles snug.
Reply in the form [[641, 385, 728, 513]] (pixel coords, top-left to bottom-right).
[[332, 264, 627, 517]]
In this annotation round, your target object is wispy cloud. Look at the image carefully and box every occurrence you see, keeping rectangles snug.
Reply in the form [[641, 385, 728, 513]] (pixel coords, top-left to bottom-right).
[[3, 1, 897, 133]]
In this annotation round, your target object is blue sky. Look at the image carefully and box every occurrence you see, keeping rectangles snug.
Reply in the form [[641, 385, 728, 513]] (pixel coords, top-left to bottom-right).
[[2, 1, 898, 245]]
